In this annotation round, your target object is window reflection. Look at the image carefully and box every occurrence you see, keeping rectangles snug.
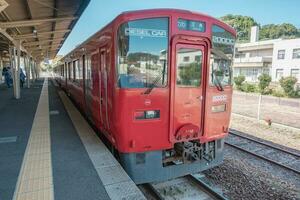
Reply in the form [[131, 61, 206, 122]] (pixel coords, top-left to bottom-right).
[[176, 48, 202, 87], [117, 18, 169, 88], [210, 25, 235, 86]]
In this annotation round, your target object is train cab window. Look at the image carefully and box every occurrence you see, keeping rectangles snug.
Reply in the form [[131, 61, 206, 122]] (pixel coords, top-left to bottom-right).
[[117, 17, 169, 88], [176, 48, 202, 87], [210, 25, 235, 88]]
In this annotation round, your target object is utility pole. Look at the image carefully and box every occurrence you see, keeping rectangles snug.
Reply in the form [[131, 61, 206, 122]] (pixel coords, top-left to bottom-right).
[[257, 94, 262, 120]]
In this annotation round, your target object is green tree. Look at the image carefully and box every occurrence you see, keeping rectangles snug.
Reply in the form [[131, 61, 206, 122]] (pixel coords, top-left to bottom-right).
[[279, 76, 298, 97], [220, 15, 300, 41], [258, 74, 272, 94], [260, 23, 299, 40], [220, 15, 258, 41], [233, 75, 245, 90]]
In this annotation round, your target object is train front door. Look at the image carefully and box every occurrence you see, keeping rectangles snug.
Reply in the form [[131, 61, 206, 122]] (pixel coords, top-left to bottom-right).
[[171, 42, 206, 142]]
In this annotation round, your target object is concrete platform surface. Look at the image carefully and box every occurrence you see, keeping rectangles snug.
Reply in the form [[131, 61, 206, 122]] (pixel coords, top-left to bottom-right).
[[0, 78, 146, 200]]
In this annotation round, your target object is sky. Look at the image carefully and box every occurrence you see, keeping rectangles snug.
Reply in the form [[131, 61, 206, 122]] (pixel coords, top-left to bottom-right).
[[58, 0, 300, 56]]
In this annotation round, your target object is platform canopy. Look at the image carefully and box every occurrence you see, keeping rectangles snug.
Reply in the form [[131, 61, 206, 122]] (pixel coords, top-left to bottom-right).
[[0, 0, 90, 61]]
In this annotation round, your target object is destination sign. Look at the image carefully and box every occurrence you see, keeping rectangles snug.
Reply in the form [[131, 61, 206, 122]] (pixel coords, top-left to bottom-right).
[[125, 28, 167, 38], [178, 18, 205, 32]]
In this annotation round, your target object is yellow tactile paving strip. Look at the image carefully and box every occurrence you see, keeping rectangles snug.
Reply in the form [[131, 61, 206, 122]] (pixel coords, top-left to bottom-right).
[[13, 78, 54, 200]]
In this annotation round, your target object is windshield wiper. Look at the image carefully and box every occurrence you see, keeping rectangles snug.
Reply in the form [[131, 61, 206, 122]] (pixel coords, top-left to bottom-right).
[[143, 75, 162, 95], [143, 61, 166, 95], [213, 71, 224, 91]]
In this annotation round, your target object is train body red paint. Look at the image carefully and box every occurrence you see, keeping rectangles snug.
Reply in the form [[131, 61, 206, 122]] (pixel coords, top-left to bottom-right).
[[54, 9, 236, 184]]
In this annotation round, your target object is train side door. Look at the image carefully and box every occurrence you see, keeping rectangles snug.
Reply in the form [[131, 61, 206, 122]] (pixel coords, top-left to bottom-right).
[[99, 49, 109, 130], [90, 51, 101, 126], [171, 43, 206, 142], [84, 54, 93, 122]]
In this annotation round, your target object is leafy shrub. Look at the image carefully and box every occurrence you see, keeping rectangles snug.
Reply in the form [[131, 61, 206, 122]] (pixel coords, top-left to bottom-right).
[[279, 76, 298, 97], [272, 88, 285, 97], [296, 85, 300, 97], [233, 75, 245, 90], [262, 86, 273, 95], [241, 83, 256, 93], [258, 74, 272, 94]]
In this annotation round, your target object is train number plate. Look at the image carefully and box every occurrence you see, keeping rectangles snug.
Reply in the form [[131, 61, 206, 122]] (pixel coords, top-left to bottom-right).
[[212, 95, 227, 102]]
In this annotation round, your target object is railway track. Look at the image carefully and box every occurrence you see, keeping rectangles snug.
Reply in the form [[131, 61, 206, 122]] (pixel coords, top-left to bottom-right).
[[144, 174, 227, 200], [226, 129, 300, 175]]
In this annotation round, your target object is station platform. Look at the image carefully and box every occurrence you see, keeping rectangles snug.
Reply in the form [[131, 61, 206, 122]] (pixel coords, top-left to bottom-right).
[[0, 78, 145, 200]]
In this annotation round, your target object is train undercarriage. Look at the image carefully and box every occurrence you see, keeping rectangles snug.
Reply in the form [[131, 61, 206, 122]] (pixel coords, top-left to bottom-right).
[[119, 139, 224, 184]]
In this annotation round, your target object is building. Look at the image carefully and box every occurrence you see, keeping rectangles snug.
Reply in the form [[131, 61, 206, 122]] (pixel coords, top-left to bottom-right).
[[271, 38, 300, 81], [233, 26, 300, 83]]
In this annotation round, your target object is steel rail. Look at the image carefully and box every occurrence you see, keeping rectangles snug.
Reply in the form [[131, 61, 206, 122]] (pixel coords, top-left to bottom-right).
[[229, 129, 300, 158], [225, 142, 300, 175], [144, 183, 165, 200], [188, 174, 228, 200], [145, 175, 227, 200]]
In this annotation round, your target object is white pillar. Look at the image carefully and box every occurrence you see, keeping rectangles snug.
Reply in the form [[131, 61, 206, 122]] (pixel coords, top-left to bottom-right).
[[33, 61, 37, 79], [24, 55, 30, 88], [31, 59, 36, 82], [12, 41, 21, 99], [36, 62, 39, 79], [0, 55, 3, 84]]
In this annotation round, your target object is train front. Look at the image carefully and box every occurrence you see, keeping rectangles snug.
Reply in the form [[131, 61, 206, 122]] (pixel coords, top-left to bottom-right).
[[114, 10, 236, 184]]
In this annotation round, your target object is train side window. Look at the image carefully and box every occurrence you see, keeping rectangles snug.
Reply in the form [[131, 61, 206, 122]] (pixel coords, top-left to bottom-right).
[[176, 48, 202, 87], [68, 62, 72, 80], [73, 60, 76, 81], [74, 59, 82, 82], [85, 55, 92, 89], [64, 63, 67, 78]]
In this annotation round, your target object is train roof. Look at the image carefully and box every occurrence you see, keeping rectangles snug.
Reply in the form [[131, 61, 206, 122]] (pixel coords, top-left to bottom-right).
[[61, 8, 236, 61]]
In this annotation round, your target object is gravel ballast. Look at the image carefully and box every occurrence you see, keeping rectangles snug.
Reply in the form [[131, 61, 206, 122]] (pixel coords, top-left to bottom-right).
[[203, 147, 300, 200], [230, 114, 300, 150]]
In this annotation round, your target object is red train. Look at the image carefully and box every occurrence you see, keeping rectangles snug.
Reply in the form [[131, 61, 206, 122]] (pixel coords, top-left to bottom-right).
[[54, 9, 236, 184]]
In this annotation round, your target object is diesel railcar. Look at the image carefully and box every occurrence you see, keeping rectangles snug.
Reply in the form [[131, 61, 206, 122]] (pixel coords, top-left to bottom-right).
[[54, 9, 236, 184]]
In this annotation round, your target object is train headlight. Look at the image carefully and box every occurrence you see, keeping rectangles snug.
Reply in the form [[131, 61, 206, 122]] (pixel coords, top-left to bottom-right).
[[145, 110, 155, 118], [212, 104, 226, 113]]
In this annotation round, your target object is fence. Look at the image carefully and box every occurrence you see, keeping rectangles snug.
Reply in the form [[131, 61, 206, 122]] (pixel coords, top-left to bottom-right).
[[232, 91, 300, 129]]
